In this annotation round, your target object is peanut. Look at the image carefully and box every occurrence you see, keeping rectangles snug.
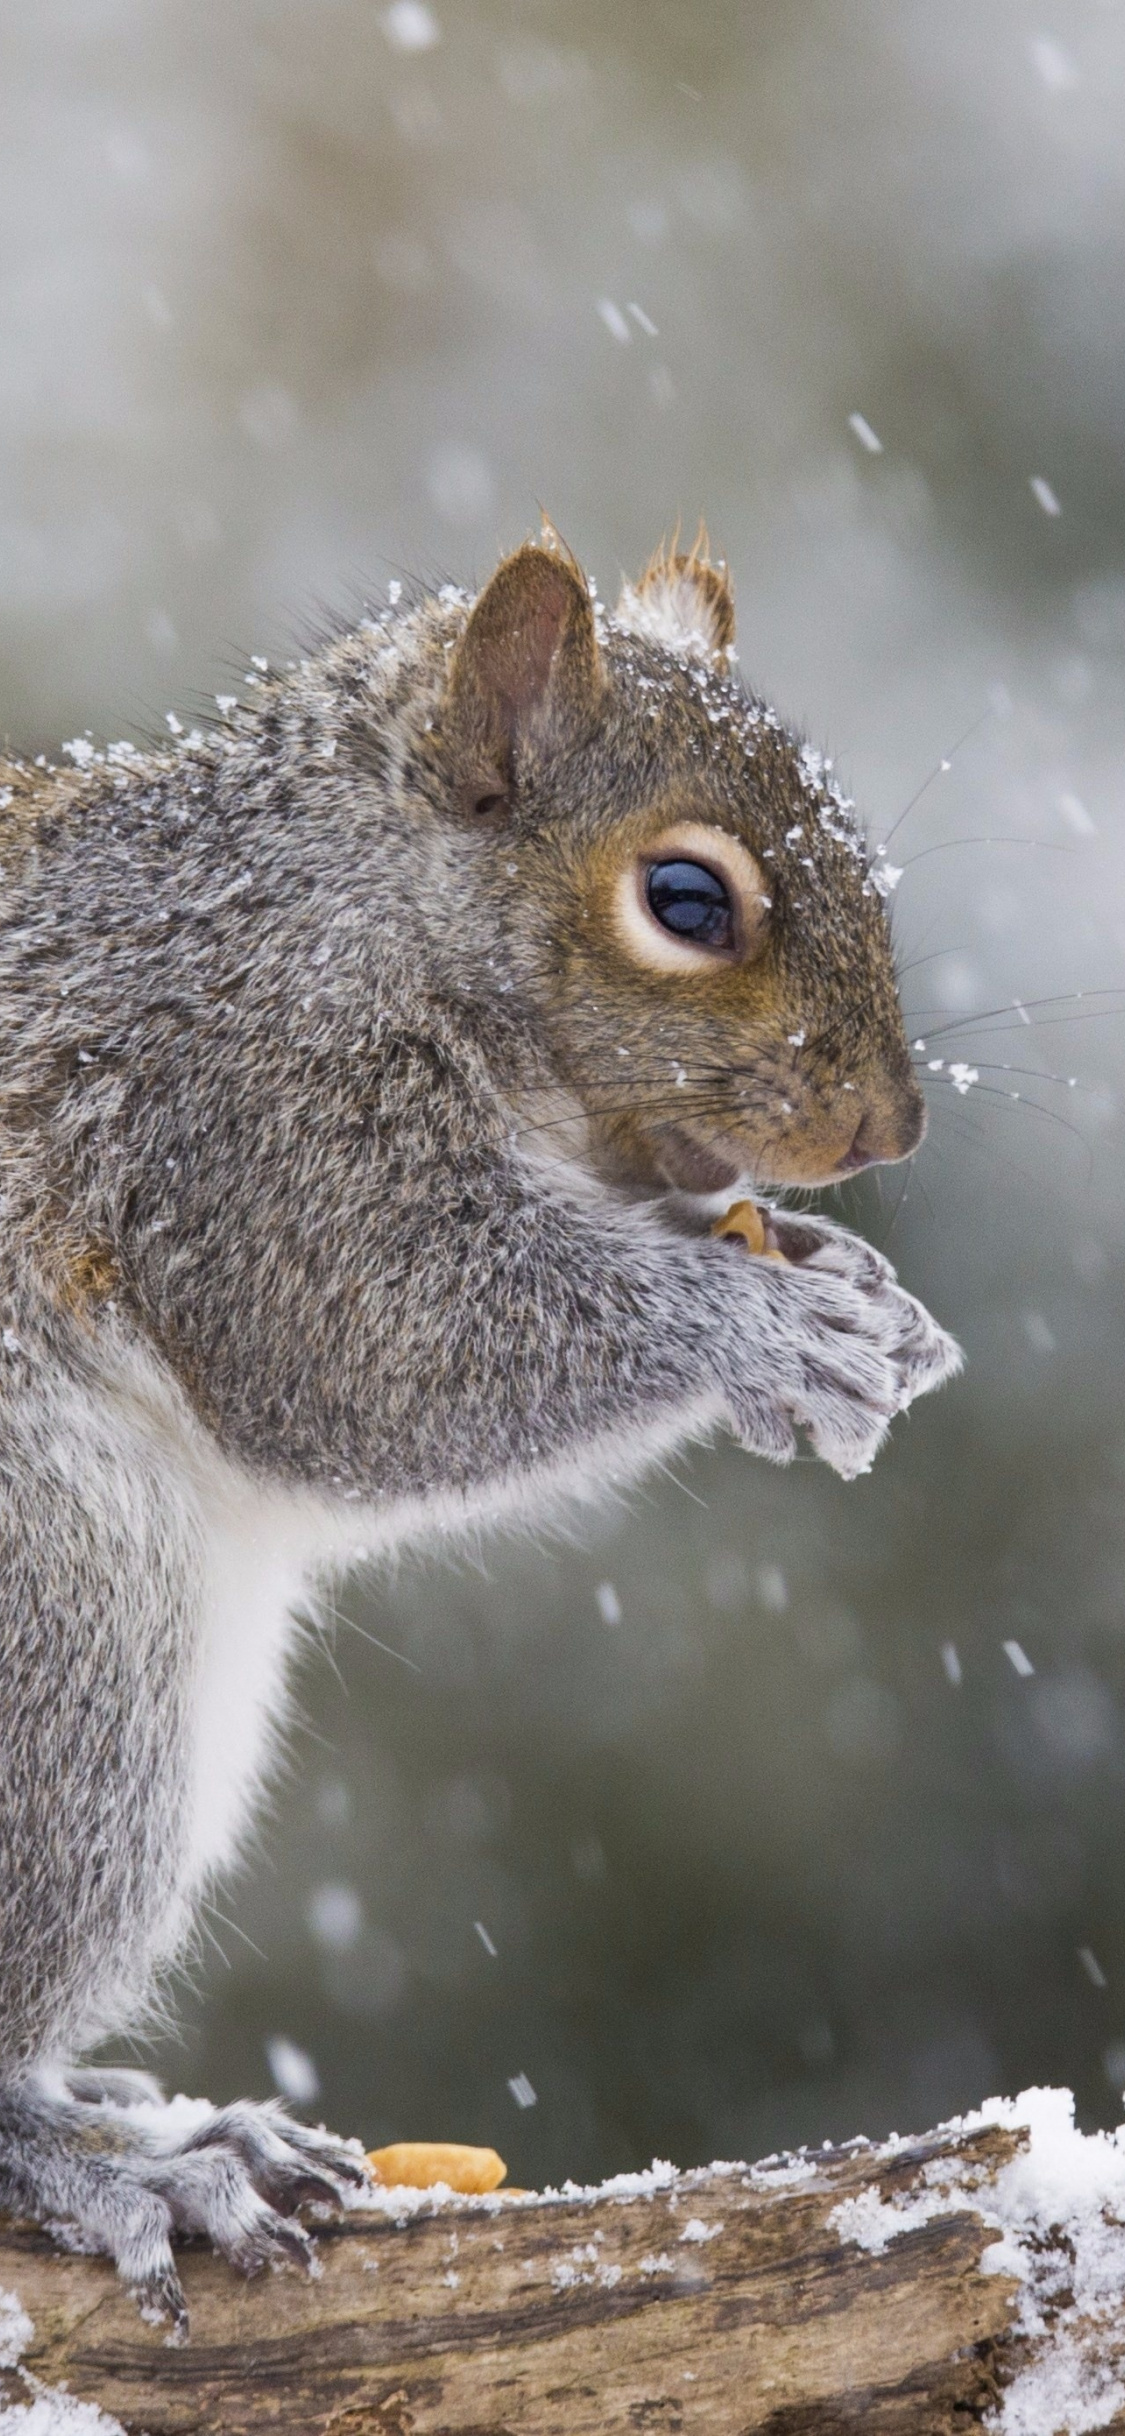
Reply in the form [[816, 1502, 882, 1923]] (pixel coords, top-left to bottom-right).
[[712, 1200, 787, 1259], [367, 2141, 508, 2194], [713, 1198, 766, 1254]]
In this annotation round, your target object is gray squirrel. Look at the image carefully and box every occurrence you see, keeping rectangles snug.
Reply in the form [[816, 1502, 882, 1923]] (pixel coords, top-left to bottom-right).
[[0, 527, 959, 2331]]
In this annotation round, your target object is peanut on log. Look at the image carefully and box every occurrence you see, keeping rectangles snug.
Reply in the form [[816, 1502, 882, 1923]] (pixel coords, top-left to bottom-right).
[[368, 2141, 507, 2195]]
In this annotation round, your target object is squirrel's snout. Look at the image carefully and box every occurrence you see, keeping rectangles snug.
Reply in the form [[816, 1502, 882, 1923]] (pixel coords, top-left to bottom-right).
[[836, 1114, 890, 1174], [836, 1086, 927, 1175]]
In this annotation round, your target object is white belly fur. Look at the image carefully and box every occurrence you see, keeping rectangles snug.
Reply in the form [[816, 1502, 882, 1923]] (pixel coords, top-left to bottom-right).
[[80, 1323, 712, 1980], [166, 1406, 717, 1905], [186, 1474, 321, 1889], [184, 1401, 718, 1893], [98, 1339, 353, 1898]]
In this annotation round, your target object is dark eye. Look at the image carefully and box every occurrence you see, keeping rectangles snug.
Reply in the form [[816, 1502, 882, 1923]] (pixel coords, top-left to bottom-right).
[[645, 859, 735, 951]]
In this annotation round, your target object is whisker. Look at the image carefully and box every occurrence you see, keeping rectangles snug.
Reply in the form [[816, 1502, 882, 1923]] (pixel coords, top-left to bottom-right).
[[906, 988, 1125, 1043], [895, 836, 1075, 875], [960, 1012, 1125, 1040], [512, 1089, 764, 1140], [916, 1167, 939, 1226], [895, 943, 972, 983], [880, 1158, 914, 1247], [915, 1057, 1086, 1092], [801, 1002, 870, 1061], [876, 708, 994, 858], [921, 1078, 1092, 1166], [926, 1102, 1077, 1194]]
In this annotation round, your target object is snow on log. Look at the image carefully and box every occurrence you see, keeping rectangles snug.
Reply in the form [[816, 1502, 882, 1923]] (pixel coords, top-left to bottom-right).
[[2, 2089, 1125, 2433]]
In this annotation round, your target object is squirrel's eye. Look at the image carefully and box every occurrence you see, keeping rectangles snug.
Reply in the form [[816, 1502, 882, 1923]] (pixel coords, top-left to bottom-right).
[[645, 859, 734, 952]]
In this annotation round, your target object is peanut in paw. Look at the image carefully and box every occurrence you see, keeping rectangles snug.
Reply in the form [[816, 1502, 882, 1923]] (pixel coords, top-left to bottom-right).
[[367, 2140, 507, 2194], [712, 1200, 787, 1260]]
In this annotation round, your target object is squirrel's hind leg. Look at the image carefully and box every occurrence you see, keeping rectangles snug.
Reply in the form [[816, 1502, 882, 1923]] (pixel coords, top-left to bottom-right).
[[0, 2073, 370, 2334]]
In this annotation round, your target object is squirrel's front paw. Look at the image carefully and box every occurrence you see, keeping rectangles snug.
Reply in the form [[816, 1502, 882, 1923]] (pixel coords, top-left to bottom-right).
[[721, 1231, 960, 1481], [786, 1220, 963, 1413], [0, 2073, 372, 2335], [720, 1258, 902, 1480]]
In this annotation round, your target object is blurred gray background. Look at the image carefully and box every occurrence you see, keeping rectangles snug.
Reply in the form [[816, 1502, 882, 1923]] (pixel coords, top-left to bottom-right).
[[7, 0, 1125, 2183]]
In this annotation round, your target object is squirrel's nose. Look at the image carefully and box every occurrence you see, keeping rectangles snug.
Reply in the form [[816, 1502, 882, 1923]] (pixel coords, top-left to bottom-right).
[[837, 1116, 880, 1173], [838, 1092, 927, 1173]]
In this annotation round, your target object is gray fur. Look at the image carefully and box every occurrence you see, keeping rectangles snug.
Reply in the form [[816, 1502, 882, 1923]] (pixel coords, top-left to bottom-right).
[[0, 540, 960, 2328]]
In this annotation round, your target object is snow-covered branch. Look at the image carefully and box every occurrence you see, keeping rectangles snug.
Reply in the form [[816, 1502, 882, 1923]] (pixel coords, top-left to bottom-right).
[[2, 2090, 1124, 2434]]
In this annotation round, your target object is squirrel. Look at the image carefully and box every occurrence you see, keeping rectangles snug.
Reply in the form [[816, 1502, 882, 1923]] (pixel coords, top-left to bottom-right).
[[0, 525, 959, 2330]]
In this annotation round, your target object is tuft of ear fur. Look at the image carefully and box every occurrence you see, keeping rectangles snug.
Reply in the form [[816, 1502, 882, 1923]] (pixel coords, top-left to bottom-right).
[[443, 530, 603, 815], [615, 524, 736, 671]]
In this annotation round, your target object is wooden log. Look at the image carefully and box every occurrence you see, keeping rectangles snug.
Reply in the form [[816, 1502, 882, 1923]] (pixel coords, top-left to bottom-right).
[[0, 2100, 1122, 2434]]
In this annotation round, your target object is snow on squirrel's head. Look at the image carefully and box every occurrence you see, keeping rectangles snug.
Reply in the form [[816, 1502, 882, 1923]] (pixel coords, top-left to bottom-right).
[[613, 526, 736, 672]]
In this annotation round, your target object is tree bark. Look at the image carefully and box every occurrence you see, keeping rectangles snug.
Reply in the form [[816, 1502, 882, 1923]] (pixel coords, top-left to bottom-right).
[[0, 2113, 1117, 2435]]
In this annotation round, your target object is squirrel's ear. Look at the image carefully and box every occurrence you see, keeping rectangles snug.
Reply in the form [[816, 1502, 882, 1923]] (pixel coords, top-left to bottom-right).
[[615, 527, 735, 671], [442, 534, 603, 815]]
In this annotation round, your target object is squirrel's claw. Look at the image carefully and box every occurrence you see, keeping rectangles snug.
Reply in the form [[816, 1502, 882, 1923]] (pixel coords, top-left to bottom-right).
[[0, 2075, 374, 2338], [131, 2259, 190, 2343]]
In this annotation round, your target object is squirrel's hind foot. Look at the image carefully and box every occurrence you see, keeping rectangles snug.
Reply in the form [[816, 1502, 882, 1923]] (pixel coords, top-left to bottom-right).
[[0, 2073, 372, 2336]]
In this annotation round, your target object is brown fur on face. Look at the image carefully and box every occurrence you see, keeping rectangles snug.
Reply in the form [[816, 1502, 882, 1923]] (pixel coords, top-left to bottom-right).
[[544, 781, 922, 1194], [437, 540, 924, 1196]]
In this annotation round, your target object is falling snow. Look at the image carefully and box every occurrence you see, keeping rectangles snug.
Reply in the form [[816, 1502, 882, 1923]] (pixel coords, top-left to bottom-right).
[[848, 412, 884, 454], [382, 1, 440, 52], [265, 2035, 321, 2105]]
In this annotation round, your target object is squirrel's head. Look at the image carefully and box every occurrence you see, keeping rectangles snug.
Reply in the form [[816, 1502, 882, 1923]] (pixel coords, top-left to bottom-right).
[[430, 530, 925, 1197]]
